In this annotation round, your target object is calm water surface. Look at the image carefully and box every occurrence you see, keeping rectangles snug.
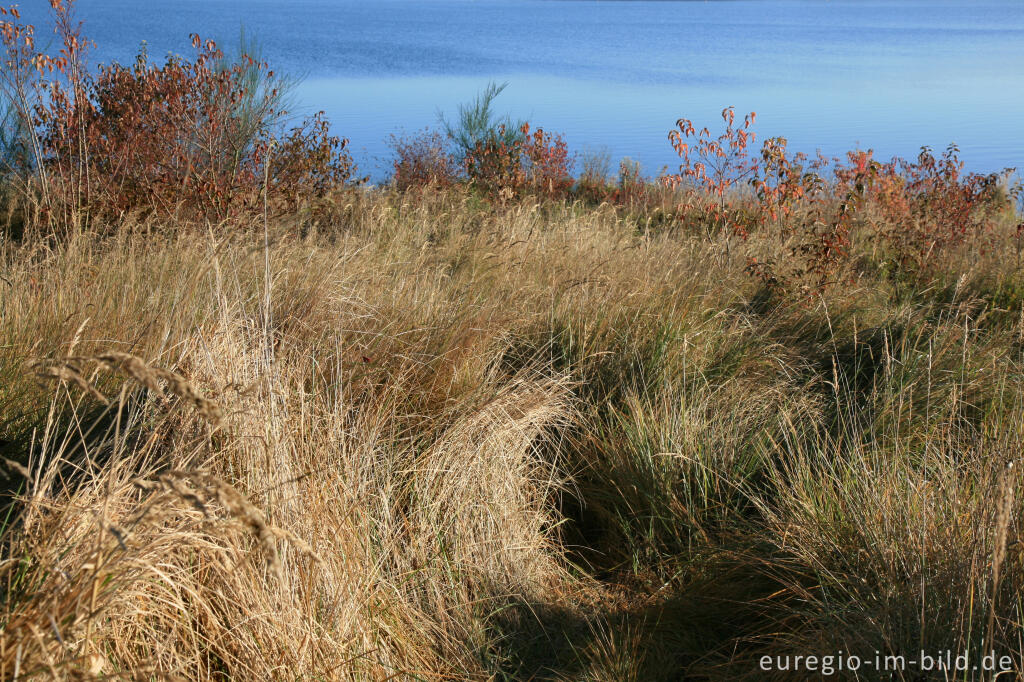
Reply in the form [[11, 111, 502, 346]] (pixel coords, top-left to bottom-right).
[[32, 0, 1024, 177]]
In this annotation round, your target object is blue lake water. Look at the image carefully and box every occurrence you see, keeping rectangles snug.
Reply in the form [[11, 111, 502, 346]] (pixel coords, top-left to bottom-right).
[[27, 0, 1024, 178]]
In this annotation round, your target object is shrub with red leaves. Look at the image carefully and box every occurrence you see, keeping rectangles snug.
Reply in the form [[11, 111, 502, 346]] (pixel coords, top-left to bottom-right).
[[666, 106, 758, 239], [852, 145, 1010, 271], [464, 123, 573, 202], [0, 0, 356, 230], [520, 123, 573, 200], [387, 128, 461, 192]]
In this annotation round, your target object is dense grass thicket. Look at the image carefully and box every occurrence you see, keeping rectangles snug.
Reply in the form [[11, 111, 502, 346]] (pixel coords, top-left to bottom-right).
[[3, 2, 1024, 680]]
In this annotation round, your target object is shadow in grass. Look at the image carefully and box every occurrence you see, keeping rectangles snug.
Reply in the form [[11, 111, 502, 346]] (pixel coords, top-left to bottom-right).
[[0, 394, 153, 542], [476, 558, 784, 681]]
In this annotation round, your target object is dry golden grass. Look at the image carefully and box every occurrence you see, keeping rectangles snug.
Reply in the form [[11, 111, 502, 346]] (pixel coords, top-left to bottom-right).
[[1, 188, 1023, 679]]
